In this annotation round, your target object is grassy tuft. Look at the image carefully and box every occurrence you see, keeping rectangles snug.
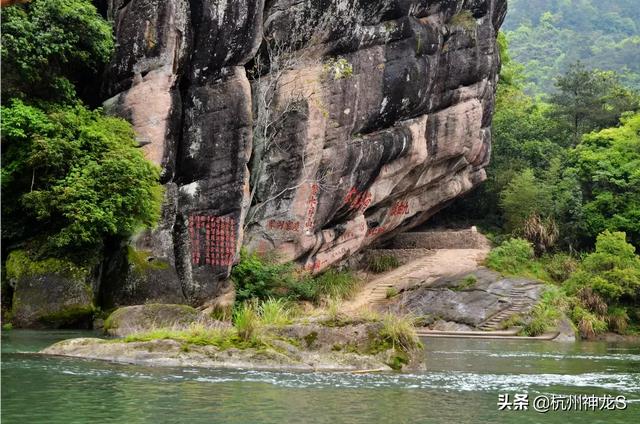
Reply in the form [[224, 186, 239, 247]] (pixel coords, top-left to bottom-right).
[[368, 255, 400, 273], [233, 302, 262, 342], [522, 287, 568, 336], [385, 287, 399, 299], [123, 324, 263, 350], [452, 275, 477, 291], [259, 298, 293, 327], [312, 270, 362, 301], [379, 313, 422, 353]]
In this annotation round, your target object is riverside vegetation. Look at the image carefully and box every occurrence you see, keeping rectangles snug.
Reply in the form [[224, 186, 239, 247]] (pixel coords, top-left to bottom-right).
[[1, 0, 638, 347], [54, 296, 424, 371], [434, 20, 640, 340], [1, 0, 163, 322]]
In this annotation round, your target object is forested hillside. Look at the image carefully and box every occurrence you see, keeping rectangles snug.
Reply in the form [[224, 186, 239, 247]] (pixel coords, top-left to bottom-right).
[[436, 2, 640, 337], [504, 0, 640, 94]]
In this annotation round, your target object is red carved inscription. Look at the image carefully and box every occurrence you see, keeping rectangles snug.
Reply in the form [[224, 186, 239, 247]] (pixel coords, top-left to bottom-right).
[[343, 187, 372, 211], [267, 219, 301, 232], [189, 215, 236, 267], [305, 184, 319, 230], [390, 200, 410, 216]]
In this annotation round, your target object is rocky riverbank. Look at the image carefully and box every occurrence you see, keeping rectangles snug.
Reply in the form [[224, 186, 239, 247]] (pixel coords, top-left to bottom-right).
[[40, 304, 425, 372]]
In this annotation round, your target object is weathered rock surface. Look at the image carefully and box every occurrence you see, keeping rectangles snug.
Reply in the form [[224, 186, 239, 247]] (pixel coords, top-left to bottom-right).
[[10, 273, 94, 329], [103, 303, 226, 337], [41, 337, 386, 371], [101, 0, 506, 305], [389, 268, 545, 328], [41, 319, 423, 371]]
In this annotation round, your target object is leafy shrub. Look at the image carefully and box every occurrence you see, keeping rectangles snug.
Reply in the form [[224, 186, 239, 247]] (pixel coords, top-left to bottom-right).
[[368, 255, 400, 273], [564, 231, 640, 303], [576, 287, 608, 316], [570, 305, 607, 339], [486, 238, 535, 275], [231, 251, 361, 305], [500, 169, 553, 233], [543, 253, 579, 283], [607, 307, 630, 334], [231, 249, 297, 304]]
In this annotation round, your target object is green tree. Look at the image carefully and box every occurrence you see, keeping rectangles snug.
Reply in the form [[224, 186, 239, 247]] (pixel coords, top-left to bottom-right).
[[500, 169, 553, 232], [1, 100, 163, 258], [571, 113, 640, 246], [549, 62, 639, 144], [1, 0, 113, 103]]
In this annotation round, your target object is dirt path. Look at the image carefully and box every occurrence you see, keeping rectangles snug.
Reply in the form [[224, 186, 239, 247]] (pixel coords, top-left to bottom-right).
[[343, 247, 489, 312]]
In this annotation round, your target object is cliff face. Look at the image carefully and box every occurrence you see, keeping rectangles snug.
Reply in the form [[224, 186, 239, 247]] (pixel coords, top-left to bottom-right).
[[100, 0, 506, 306]]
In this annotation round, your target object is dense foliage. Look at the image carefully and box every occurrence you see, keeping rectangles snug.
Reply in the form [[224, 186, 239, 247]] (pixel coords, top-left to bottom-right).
[[443, 20, 640, 336], [450, 37, 640, 252], [573, 115, 640, 246], [504, 0, 640, 94], [1, 100, 162, 257], [487, 234, 640, 337], [0, 1, 162, 265], [1, 0, 114, 104], [231, 250, 361, 306]]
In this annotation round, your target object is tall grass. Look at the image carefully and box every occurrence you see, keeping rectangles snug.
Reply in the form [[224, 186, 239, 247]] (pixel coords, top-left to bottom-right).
[[233, 302, 261, 342], [312, 269, 362, 301], [368, 255, 400, 273], [259, 298, 293, 326], [379, 313, 422, 353], [522, 287, 568, 336]]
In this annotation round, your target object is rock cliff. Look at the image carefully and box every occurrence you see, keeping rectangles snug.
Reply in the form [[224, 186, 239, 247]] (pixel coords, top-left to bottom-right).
[[101, 0, 506, 306]]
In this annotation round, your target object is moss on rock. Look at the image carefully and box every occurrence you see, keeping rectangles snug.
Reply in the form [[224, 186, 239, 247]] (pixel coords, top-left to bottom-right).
[[7, 250, 95, 328]]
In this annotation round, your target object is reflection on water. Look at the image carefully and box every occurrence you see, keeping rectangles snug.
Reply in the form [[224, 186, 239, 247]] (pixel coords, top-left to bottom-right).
[[2, 330, 639, 424]]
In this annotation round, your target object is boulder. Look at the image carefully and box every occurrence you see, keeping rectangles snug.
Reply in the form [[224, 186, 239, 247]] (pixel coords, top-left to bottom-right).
[[99, 245, 185, 309], [103, 303, 226, 337], [41, 320, 423, 371], [5, 251, 94, 328], [553, 315, 577, 343], [391, 268, 544, 328]]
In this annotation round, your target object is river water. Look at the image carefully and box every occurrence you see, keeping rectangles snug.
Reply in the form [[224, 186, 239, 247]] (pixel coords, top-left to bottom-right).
[[1, 330, 639, 423]]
